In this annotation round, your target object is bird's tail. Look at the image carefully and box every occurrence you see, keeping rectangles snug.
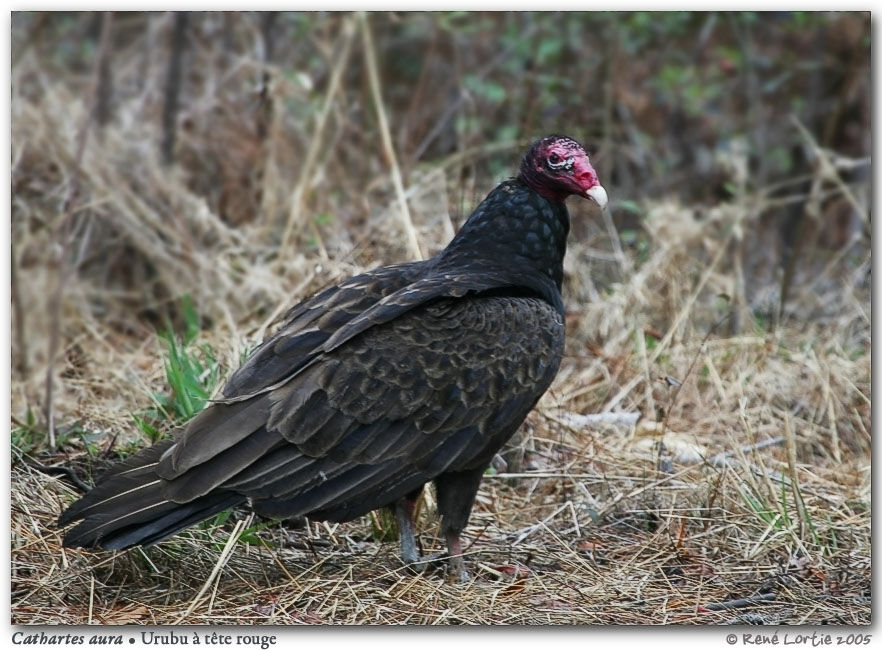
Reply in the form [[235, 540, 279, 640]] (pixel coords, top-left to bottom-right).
[[58, 440, 245, 550]]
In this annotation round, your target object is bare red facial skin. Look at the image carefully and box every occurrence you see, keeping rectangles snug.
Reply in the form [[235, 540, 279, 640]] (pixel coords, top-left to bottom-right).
[[523, 137, 602, 203], [570, 156, 600, 193]]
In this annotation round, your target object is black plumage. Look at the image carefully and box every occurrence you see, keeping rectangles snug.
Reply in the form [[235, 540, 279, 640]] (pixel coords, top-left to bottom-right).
[[58, 134, 607, 580]]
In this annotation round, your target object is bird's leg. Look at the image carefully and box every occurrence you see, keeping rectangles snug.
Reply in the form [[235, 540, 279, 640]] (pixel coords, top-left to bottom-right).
[[394, 494, 423, 568], [395, 490, 456, 576], [444, 530, 468, 583], [434, 468, 485, 583], [395, 469, 483, 581]]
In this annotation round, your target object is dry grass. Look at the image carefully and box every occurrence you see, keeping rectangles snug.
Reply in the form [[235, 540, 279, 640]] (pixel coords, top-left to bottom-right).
[[12, 194, 870, 624], [11, 12, 870, 626]]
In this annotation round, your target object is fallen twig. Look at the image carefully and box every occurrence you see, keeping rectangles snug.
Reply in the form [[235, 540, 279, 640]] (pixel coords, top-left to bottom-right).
[[702, 592, 776, 611], [551, 410, 641, 430], [173, 517, 249, 624], [26, 461, 93, 494], [706, 436, 786, 469], [791, 115, 869, 225]]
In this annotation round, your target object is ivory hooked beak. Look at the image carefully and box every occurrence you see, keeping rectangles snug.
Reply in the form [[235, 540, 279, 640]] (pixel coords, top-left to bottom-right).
[[585, 185, 608, 209]]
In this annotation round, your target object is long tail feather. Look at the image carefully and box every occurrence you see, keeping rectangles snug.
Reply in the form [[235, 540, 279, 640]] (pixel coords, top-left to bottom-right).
[[59, 440, 245, 550], [62, 490, 244, 550]]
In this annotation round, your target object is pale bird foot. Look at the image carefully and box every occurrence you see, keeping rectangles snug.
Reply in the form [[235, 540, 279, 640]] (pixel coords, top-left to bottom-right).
[[401, 552, 469, 582]]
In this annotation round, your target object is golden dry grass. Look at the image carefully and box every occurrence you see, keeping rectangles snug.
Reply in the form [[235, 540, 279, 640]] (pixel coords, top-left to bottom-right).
[[11, 12, 870, 626], [12, 194, 870, 624]]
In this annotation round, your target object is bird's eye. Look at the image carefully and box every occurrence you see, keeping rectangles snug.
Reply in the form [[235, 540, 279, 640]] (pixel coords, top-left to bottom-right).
[[546, 153, 570, 171]]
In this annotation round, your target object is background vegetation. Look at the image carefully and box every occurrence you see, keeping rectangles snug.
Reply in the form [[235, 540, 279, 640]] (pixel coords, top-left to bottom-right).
[[11, 11, 870, 625]]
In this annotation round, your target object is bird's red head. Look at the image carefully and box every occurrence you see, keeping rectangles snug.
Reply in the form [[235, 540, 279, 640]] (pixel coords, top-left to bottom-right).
[[519, 135, 608, 207]]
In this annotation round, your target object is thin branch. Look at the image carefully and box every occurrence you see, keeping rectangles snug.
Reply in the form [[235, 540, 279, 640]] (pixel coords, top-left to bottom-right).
[[663, 312, 731, 423], [44, 11, 113, 451], [600, 202, 630, 278], [160, 11, 188, 166], [25, 461, 93, 493], [11, 251, 28, 378], [705, 435, 786, 469], [791, 114, 869, 225], [359, 12, 423, 261], [603, 215, 743, 412], [281, 15, 356, 253], [408, 16, 543, 164], [173, 517, 249, 624], [702, 592, 776, 611]]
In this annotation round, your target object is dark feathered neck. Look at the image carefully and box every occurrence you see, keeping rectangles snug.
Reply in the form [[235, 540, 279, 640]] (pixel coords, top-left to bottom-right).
[[518, 157, 569, 202], [432, 179, 570, 311]]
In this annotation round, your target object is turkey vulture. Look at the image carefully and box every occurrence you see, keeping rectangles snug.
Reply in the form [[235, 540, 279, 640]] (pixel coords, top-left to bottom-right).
[[58, 134, 607, 580]]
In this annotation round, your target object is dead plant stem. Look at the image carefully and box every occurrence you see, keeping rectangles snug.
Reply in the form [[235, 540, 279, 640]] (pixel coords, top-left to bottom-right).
[[44, 11, 113, 451], [173, 517, 248, 624], [281, 15, 356, 253], [359, 12, 423, 261]]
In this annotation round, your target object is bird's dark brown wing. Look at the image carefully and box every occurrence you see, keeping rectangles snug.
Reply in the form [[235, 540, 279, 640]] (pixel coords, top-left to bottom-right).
[[220, 264, 527, 404], [157, 295, 565, 524], [163, 257, 521, 476], [220, 260, 428, 399]]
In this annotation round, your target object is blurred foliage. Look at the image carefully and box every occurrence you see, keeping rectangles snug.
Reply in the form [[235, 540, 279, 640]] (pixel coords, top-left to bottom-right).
[[10, 10, 870, 330], [11, 11, 869, 201]]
